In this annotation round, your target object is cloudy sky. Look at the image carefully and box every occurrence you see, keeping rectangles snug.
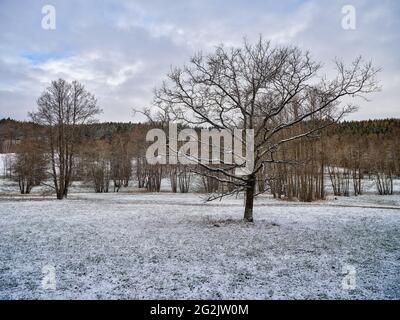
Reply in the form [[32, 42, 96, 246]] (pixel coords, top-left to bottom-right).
[[0, 0, 399, 122]]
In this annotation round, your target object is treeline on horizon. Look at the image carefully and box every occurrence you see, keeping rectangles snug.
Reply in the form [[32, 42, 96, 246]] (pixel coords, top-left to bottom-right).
[[0, 117, 399, 199], [1, 117, 400, 141]]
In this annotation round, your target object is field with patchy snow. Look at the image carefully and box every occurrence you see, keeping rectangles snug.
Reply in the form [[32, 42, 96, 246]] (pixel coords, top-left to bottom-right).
[[0, 189, 399, 300]]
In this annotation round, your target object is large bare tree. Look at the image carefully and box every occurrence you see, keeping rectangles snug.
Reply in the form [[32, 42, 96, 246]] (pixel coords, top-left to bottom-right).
[[149, 37, 379, 221], [30, 79, 101, 199]]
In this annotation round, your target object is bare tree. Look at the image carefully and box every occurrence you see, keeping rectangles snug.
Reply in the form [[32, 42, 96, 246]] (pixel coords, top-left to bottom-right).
[[30, 79, 101, 199], [12, 139, 47, 194], [111, 133, 133, 191], [81, 140, 112, 193], [149, 37, 379, 221]]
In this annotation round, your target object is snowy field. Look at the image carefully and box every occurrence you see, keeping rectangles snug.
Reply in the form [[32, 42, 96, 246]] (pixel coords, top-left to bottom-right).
[[0, 190, 399, 299]]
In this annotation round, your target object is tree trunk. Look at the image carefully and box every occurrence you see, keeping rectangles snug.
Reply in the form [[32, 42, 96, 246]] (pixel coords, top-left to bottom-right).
[[56, 191, 64, 200], [244, 176, 255, 222], [63, 186, 68, 198]]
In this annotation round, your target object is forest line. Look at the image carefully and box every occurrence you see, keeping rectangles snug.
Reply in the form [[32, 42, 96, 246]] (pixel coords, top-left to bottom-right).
[[1, 117, 399, 200]]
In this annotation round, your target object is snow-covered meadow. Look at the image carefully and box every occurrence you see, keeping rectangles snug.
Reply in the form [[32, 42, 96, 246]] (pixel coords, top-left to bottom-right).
[[1, 153, 399, 299], [0, 187, 399, 299]]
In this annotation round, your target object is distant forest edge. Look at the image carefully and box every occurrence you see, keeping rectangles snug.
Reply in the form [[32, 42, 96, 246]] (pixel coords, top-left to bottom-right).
[[1, 117, 399, 199]]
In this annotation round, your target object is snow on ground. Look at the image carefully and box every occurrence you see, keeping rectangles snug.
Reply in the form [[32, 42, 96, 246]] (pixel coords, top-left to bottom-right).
[[0, 191, 399, 299]]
